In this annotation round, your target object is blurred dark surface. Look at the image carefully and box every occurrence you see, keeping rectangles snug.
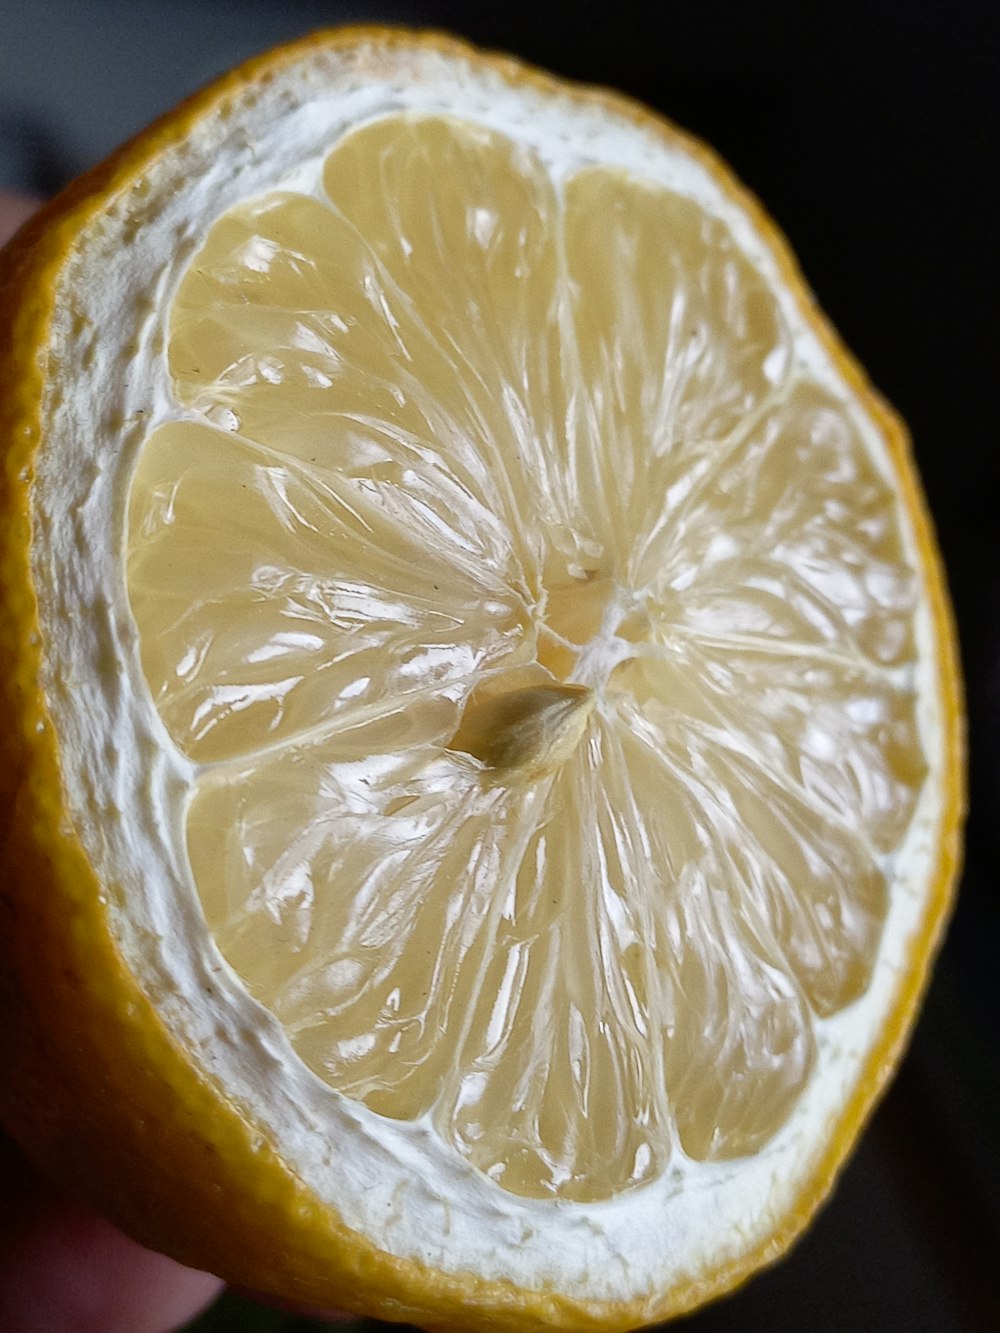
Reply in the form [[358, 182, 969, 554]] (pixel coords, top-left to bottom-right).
[[1, 3, 997, 1331]]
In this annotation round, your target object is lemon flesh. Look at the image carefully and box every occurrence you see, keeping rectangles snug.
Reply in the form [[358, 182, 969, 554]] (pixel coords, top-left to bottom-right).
[[126, 113, 925, 1204]]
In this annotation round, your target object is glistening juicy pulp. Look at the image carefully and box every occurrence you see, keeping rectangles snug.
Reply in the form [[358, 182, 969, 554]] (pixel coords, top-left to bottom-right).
[[126, 113, 925, 1202]]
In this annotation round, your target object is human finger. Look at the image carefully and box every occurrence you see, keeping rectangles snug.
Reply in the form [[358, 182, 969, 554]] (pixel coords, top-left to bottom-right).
[[0, 1129, 224, 1333], [0, 191, 40, 246]]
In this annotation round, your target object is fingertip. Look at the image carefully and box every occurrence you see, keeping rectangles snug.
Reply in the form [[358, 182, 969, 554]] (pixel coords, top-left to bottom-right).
[[0, 191, 41, 246], [0, 1133, 223, 1333], [0, 1203, 224, 1332]]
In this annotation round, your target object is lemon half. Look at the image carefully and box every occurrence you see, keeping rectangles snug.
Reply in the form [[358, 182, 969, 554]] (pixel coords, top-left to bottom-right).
[[0, 28, 963, 1331]]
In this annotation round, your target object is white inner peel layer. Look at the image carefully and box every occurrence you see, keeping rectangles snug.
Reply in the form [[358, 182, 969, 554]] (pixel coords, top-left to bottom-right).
[[32, 40, 947, 1302]]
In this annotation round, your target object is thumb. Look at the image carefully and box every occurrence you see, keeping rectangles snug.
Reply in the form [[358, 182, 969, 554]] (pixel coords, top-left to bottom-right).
[[0, 192, 41, 247]]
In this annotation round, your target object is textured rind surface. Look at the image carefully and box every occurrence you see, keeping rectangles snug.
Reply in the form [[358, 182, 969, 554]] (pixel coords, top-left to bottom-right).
[[0, 26, 964, 1331]]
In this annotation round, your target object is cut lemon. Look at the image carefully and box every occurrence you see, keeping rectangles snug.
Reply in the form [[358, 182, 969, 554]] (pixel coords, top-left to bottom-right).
[[0, 27, 963, 1331]]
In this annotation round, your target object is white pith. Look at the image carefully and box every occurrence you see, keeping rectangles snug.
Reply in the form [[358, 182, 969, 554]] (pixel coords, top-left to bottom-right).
[[30, 38, 948, 1306]]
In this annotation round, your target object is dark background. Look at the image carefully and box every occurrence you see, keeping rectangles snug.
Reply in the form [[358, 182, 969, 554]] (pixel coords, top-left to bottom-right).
[[1, 2, 997, 1330]]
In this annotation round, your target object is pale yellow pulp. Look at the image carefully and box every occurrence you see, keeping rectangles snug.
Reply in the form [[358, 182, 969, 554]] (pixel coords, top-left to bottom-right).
[[126, 114, 925, 1202]]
